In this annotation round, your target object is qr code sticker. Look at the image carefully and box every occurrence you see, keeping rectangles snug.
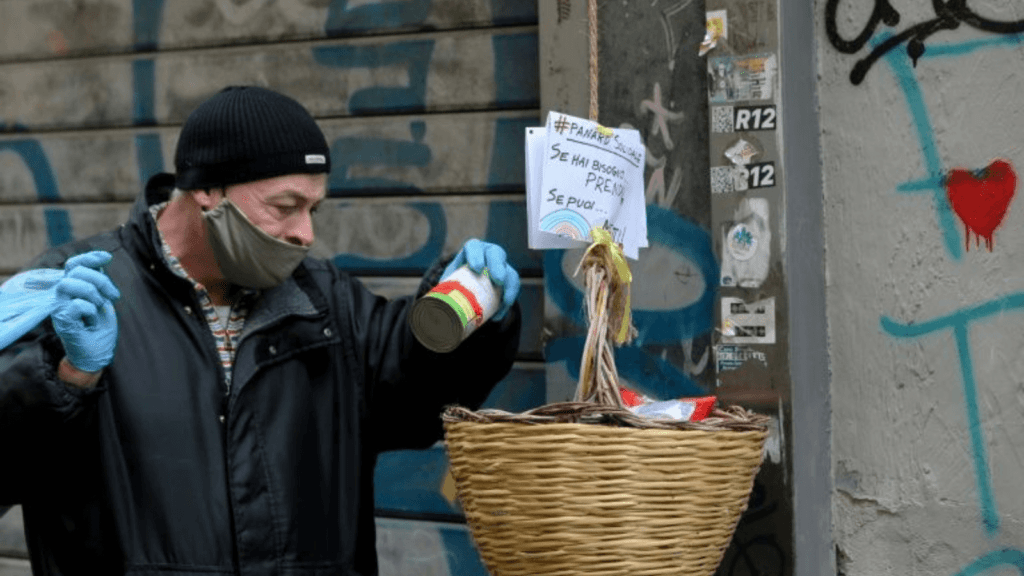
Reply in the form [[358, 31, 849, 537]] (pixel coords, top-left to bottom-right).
[[710, 166, 736, 194], [712, 106, 734, 133]]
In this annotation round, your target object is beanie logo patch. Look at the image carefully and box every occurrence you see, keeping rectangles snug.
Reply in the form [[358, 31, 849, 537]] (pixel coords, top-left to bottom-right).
[[305, 154, 327, 165]]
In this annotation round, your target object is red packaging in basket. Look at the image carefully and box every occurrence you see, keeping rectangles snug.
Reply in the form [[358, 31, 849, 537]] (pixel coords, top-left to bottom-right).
[[619, 388, 717, 422]]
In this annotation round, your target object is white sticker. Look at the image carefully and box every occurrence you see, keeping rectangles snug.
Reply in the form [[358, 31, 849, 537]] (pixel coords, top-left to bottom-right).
[[720, 198, 770, 288], [305, 154, 327, 165], [725, 138, 759, 166], [726, 222, 758, 261], [708, 53, 778, 104], [720, 297, 775, 344]]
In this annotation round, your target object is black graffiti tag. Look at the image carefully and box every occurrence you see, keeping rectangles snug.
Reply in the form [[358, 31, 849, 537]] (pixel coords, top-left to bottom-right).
[[825, 0, 1024, 85]]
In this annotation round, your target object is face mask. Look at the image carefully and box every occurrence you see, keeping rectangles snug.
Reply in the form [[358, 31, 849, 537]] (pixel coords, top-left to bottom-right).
[[202, 198, 310, 289]]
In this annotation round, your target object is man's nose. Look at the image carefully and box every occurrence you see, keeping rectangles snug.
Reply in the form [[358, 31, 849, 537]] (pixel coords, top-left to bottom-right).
[[286, 212, 316, 247]]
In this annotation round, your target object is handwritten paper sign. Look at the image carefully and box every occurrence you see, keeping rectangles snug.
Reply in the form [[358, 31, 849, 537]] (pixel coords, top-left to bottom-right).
[[526, 112, 648, 259]]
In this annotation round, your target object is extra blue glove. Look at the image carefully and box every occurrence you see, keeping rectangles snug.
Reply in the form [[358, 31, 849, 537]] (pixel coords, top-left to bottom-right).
[[442, 239, 520, 321], [51, 251, 121, 373]]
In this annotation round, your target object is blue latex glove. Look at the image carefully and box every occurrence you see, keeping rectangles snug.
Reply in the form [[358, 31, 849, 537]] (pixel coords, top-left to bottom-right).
[[442, 239, 520, 321], [51, 251, 121, 373]]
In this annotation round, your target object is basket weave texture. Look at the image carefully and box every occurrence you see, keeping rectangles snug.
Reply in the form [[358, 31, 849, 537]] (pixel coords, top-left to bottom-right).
[[443, 404, 769, 576], [441, 236, 769, 575]]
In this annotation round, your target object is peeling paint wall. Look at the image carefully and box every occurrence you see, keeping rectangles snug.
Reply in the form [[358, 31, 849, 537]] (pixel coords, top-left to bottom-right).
[[817, 1, 1024, 574]]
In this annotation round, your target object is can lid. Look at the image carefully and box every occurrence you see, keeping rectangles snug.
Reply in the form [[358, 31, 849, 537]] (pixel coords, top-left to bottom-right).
[[410, 296, 465, 353]]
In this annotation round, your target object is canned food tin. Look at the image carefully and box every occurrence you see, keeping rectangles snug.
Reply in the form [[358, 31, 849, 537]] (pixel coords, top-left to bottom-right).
[[409, 265, 501, 353]]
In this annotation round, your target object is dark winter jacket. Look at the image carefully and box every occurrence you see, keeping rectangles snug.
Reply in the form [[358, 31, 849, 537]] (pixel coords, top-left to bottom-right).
[[0, 175, 520, 576]]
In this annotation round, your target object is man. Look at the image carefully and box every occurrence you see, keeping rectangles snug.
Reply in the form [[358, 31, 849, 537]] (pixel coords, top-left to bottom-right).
[[0, 86, 521, 576]]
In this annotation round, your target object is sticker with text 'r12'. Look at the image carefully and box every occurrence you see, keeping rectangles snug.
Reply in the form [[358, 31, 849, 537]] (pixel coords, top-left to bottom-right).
[[745, 162, 776, 189], [734, 105, 776, 131]]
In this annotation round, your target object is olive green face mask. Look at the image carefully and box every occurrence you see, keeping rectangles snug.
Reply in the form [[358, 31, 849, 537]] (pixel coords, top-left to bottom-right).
[[202, 199, 310, 289]]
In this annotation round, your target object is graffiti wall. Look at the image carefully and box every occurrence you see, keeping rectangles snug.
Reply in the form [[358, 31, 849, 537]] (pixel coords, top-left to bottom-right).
[[540, 0, 794, 574], [0, 1, 540, 575], [819, 1, 1024, 574]]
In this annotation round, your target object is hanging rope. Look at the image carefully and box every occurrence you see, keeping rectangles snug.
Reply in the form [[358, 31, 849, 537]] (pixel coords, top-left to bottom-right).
[[587, 0, 599, 122]]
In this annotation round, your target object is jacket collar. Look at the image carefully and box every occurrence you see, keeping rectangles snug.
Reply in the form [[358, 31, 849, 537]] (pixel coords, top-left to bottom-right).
[[242, 269, 324, 339], [126, 172, 176, 271]]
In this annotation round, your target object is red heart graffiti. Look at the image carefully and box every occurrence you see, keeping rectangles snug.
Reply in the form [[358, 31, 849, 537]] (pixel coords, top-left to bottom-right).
[[946, 159, 1017, 251]]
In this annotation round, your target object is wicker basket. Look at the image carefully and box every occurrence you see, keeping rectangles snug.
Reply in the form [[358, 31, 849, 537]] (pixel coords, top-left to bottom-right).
[[443, 403, 769, 576], [441, 236, 769, 575]]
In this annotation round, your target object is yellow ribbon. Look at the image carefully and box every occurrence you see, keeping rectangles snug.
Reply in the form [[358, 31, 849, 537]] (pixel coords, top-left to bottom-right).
[[584, 227, 633, 344]]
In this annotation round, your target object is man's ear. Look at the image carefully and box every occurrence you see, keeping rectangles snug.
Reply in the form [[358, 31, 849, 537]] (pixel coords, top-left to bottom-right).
[[192, 188, 224, 211]]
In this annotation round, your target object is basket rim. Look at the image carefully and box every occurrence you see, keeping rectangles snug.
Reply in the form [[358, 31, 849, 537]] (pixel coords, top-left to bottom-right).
[[442, 402, 770, 432]]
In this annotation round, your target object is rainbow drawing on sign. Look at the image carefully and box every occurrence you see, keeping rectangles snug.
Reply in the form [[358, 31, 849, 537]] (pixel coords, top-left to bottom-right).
[[541, 209, 590, 240]]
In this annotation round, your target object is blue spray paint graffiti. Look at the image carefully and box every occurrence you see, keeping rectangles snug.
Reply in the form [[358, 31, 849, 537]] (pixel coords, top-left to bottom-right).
[[324, 0, 538, 35], [487, 116, 538, 191], [131, 60, 156, 126], [330, 202, 447, 274], [0, 140, 73, 247], [488, 0, 539, 26], [328, 122, 431, 195], [825, 0, 1024, 85], [484, 116, 543, 274], [544, 205, 717, 399], [437, 527, 490, 576], [491, 33, 540, 109], [132, 0, 166, 51], [374, 368, 545, 517], [0, 141, 59, 202], [545, 205, 716, 341], [882, 33, 1024, 261], [866, 24, 1024, 572], [132, 3, 165, 187], [42, 209, 74, 247], [953, 549, 1024, 576], [545, 337, 708, 399], [313, 42, 436, 114], [484, 200, 542, 274], [880, 294, 1024, 534], [325, 0, 432, 36]]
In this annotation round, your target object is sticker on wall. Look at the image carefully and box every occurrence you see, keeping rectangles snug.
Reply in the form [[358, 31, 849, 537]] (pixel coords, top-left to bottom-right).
[[711, 164, 775, 194], [720, 296, 775, 344], [724, 138, 759, 166], [711, 106, 735, 133], [711, 165, 745, 194], [734, 105, 777, 131], [710, 166, 734, 194], [700, 10, 728, 56], [708, 54, 777, 104], [726, 222, 758, 261], [744, 162, 776, 189], [711, 105, 778, 134], [720, 197, 770, 287], [715, 344, 768, 373]]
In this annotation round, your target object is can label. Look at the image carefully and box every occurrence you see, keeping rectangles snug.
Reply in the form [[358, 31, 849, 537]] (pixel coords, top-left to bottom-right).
[[410, 265, 501, 353]]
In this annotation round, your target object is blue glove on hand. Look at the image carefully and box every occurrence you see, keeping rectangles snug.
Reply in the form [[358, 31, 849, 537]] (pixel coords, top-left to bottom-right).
[[442, 239, 520, 321], [51, 251, 121, 373]]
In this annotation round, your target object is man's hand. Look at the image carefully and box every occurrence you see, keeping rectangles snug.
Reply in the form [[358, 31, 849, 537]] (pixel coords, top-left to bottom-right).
[[51, 251, 121, 375], [443, 239, 520, 321]]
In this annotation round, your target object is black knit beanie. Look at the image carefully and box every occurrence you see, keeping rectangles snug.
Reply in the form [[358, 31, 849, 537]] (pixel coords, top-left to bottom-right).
[[174, 86, 331, 190]]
